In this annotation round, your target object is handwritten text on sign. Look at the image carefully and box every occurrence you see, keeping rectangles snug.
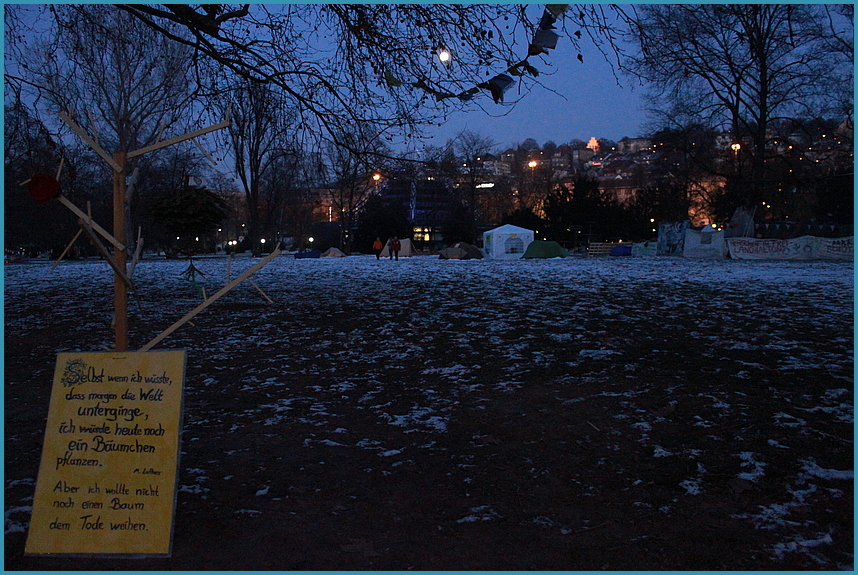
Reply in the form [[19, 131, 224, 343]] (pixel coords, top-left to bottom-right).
[[25, 350, 186, 556]]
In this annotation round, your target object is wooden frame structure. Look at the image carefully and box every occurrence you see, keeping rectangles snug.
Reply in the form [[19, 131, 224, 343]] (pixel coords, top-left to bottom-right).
[[58, 112, 231, 351]]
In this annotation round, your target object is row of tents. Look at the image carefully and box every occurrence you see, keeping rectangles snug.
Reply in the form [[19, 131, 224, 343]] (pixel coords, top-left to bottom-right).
[[476, 223, 852, 261], [301, 222, 852, 261], [661, 222, 852, 261], [442, 225, 568, 260]]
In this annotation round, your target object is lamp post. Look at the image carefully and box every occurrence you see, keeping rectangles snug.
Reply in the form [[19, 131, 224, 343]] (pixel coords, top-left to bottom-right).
[[731, 143, 742, 176], [731, 142, 741, 159], [372, 172, 382, 198]]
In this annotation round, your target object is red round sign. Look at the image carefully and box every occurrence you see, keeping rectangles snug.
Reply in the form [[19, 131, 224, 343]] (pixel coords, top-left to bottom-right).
[[27, 173, 61, 204]]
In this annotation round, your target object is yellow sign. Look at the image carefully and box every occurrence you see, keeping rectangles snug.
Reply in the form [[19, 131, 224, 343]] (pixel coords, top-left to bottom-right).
[[25, 350, 186, 556]]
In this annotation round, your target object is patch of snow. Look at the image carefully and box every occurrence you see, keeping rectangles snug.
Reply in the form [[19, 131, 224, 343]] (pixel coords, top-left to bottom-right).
[[456, 505, 501, 523], [800, 459, 853, 481], [653, 445, 672, 458], [178, 484, 210, 494], [578, 349, 622, 359], [4, 506, 32, 535], [736, 452, 767, 482], [772, 412, 807, 428]]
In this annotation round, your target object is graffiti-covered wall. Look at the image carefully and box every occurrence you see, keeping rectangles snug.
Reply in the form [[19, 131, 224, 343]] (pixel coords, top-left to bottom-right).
[[657, 222, 690, 256]]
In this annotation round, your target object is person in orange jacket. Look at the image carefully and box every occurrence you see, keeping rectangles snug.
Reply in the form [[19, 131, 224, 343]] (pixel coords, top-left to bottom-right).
[[373, 237, 383, 260]]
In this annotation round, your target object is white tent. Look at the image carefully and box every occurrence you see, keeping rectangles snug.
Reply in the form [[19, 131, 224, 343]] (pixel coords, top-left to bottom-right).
[[380, 238, 415, 257], [683, 226, 727, 259], [321, 247, 346, 257], [482, 224, 534, 260]]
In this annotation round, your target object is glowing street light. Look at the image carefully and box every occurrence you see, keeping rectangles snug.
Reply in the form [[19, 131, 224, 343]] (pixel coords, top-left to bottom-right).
[[438, 49, 451, 63]]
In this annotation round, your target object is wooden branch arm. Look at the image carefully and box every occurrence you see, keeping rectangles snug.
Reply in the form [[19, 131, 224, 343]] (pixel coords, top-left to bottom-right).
[[51, 229, 83, 271], [55, 157, 65, 181], [58, 112, 123, 173], [139, 245, 281, 351], [79, 220, 134, 289], [127, 120, 230, 158], [192, 137, 219, 167], [129, 227, 144, 278], [57, 195, 126, 252], [248, 278, 273, 303]]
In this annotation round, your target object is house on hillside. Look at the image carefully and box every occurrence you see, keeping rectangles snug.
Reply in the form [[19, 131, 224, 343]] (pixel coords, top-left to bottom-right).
[[617, 137, 652, 154]]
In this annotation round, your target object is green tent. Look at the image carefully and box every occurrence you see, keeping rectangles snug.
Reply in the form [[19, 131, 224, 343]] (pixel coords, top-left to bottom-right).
[[521, 240, 568, 259]]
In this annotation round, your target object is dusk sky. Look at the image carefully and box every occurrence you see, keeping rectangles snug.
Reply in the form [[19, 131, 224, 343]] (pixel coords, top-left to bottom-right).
[[420, 28, 650, 151]]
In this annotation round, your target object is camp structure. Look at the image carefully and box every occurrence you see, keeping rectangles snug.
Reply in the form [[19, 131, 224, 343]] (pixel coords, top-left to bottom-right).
[[295, 249, 321, 259], [321, 247, 346, 257], [439, 242, 484, 260], [609, 243, 632, 256], [522, 240, 567, 259], [683, 225, 728, 259], [631, 242, 657, 256], [380, 238, 415, 257], [482, 224, 534, 260], [657, 221, 689, 256]]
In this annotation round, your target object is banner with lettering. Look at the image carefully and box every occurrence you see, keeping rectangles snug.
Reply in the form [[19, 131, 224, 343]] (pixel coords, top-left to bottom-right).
[[25, 350, 186, 556], [682, 228, 728, 259], [727, 236, 853, 261]]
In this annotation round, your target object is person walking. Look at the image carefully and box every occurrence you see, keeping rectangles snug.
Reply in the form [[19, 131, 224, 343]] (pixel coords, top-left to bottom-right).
[[391, 237, 402, 261], [373, 237, 383, 260]]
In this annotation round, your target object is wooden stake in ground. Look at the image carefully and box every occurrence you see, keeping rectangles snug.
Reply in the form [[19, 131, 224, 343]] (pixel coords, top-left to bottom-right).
[[51, 229, 83, 271]]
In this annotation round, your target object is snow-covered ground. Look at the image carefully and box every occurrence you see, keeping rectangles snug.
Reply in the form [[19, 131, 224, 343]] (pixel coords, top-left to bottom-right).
[[4, 253, 854, 569]]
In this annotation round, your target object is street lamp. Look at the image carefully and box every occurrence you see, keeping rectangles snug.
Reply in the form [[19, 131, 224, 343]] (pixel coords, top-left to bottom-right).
[[528, 160, 538, 179]]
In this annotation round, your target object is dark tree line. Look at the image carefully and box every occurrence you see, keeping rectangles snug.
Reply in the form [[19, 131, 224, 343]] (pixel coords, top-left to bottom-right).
[[624, 4, 853, 213], [5, 5, 851, 257]]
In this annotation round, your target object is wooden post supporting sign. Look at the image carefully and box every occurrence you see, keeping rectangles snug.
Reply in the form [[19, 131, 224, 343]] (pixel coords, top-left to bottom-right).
[[113, 152, 128, 351]]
